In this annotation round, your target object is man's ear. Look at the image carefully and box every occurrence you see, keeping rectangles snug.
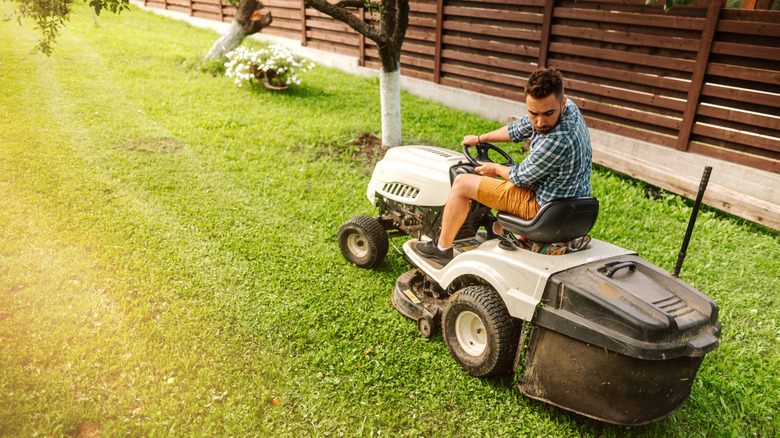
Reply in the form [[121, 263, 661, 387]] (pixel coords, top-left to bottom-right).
[[561, 96, 567, 110]]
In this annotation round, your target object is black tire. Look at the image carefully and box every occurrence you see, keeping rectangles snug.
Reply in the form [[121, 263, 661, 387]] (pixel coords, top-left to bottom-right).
[[442, 285, 520, 377], [337, 215, 389, 269]]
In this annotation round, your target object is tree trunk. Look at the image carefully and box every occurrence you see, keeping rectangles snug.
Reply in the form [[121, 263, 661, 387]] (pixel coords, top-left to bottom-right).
[[204, 21, 249, 61], [380, 68, 402, 148], [204, 0, 272, 61]]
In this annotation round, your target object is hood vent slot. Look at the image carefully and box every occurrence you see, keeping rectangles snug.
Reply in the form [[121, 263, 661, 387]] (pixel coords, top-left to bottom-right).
[[381, 183, 420, 200]]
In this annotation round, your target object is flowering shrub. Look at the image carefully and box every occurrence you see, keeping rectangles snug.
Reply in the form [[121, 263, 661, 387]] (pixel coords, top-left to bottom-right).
[[224, 45, 315, 89]]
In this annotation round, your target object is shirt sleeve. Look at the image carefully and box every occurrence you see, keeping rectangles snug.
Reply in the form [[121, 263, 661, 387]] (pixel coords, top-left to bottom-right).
[[507, 116, 534, 143], [508, 135, 570, 187]]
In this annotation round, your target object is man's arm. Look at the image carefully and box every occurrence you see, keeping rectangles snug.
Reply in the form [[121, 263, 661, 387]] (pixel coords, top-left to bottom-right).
[[475, 162, 511, 180], [461, 126, 511, 146]]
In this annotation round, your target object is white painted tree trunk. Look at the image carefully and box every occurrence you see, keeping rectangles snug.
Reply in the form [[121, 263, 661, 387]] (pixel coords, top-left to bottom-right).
[[379, 69, 403, 148], [204, 21, 249, 61]]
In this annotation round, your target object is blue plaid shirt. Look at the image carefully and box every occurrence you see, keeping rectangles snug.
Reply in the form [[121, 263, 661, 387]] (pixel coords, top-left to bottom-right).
[[507, 99, 592, 206]]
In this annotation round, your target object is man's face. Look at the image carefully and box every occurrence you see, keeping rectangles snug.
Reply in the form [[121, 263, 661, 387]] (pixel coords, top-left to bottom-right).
[[526, 94, 566, 135]]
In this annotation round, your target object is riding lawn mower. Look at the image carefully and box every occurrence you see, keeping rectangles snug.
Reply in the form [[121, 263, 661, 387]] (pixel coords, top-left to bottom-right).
[[337, 143, 720, 425]]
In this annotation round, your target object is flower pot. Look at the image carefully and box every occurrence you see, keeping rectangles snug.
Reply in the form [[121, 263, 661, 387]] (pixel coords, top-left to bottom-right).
[[249, 65, 288, 91]]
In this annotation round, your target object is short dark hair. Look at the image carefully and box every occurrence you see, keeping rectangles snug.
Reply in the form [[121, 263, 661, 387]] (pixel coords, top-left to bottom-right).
[[524, 67, 564, 101]]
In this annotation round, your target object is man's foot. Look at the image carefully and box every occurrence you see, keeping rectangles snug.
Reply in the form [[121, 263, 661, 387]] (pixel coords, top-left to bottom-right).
[[415, 240, 453, 266]]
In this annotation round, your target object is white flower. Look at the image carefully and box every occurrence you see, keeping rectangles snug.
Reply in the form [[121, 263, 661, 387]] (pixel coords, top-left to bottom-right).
[[224, 45, 316, 88]]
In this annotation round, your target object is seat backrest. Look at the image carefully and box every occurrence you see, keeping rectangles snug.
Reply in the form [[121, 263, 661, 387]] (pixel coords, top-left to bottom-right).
[[496, 197, 599, 243]]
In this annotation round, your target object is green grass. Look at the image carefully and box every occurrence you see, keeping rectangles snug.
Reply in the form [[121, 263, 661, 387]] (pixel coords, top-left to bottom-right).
[[1, 3, 778, 437]]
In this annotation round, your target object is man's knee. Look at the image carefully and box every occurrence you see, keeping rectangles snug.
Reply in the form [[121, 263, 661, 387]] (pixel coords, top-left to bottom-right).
[[450, 174, 482, 199]]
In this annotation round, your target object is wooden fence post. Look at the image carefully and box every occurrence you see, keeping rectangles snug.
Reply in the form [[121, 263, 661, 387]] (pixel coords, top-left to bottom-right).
[[301, 0, 308, 46], [675, 0, 724, 152], [537, 0, 554, 68], [434, 0, 444, 83], [359, 7, 365, 66]]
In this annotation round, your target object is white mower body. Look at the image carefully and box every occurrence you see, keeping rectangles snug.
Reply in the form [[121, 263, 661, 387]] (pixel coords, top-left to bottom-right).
[[403, 237, 634, 321], [367, 146, 465, 207]]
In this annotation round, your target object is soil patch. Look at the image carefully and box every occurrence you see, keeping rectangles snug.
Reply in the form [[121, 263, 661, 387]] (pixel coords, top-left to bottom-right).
[[323, 132, 388, 162]]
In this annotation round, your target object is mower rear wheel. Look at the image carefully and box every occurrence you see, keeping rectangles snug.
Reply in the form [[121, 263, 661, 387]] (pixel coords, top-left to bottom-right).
[[338, 215, 389, 269], [442, 285, 520, 377]]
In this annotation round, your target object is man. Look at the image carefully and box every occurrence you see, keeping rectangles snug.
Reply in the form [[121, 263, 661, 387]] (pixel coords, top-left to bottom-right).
[[416, 67, 592, 265]]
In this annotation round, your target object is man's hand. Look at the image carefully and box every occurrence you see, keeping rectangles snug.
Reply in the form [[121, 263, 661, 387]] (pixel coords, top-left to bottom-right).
[[475, 162, 505, 179], [461, 135, 480, 147]]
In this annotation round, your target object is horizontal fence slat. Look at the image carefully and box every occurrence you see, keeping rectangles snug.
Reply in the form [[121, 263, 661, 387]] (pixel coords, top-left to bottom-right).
[[550, 24, 700, 52], [409, 2, 436, 14], [443, 21, 540, 41], [716, 18, 780, 38], [586, 117, 676, 148], [442, 35, 538, 58], [553, 7, 705, 31], [443, 6, 543, 24], [306, 30, 358, 46], [572, 85, 686, 114], [577, 99, 680, 131], [691, 124, 780, 155], [441, 49, 536, 75], [440, 80, 521, 101], [464, 0, 545, 6], [697, 104, 780, 133], [706, 63, 780, 86], [548, 59, 690, 93], [440, 64, 524, 88], [687, 143, 779, 174], [701, 83, 778, 108], [711, 41, 780, 62], [549, 42, 696, 73]]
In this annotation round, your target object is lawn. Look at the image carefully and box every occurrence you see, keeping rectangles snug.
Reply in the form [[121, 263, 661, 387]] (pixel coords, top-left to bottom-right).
[[1, 3, 778, 437]]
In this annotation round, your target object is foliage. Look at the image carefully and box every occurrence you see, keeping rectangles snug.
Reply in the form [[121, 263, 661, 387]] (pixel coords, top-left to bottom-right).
[[8, 0, 129, 54], [1, 3, 779, 437], [224, 45, 315, 88]]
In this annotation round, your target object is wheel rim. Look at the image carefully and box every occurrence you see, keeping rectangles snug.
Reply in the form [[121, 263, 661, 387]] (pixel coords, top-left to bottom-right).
[[346, 232, 368, 259], [454, 310, 487, 356]]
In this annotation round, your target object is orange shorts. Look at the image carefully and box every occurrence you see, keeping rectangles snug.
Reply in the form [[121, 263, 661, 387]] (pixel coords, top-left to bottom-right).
[[477, 178, 540, 220]]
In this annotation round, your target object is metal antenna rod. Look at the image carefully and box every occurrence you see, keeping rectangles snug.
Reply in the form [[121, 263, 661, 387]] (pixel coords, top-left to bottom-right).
[[673, 166, 713, 278]]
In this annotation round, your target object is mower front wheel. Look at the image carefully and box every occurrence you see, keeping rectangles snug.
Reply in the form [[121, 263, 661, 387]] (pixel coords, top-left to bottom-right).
[[338, 215, 389, 269], [442, 285, 520, 377]]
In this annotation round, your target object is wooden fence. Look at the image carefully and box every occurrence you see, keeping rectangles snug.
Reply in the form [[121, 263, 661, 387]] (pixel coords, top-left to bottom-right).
[[143, 0, 779, 176]]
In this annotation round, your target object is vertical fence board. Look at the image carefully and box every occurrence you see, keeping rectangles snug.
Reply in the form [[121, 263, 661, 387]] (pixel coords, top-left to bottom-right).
[[433, 0, 444, 83], [676, 0, 724, 152], [538, 0, 554, 68]]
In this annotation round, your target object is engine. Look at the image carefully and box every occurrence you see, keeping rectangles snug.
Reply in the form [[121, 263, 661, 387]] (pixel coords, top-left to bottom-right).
[[367, 146, 489, 240]]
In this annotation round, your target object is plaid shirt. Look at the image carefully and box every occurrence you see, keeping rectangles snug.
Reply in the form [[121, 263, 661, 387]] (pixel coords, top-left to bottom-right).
[[507, 99, 592, 206]]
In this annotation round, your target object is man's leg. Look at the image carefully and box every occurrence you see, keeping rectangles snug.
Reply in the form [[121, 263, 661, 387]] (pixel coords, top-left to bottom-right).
[[415, 174, 483, 265], [437, 174, 483, 248]]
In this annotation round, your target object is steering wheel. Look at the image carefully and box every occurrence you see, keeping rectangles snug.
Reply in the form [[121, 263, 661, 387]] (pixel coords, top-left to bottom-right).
[[463, 142, 515, 168]]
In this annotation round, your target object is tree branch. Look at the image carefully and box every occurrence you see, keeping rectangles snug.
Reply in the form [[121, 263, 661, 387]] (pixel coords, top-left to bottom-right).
[[247, 11, 273, 34], [304, 0, 384, 43], [390, 0, 408, 54]]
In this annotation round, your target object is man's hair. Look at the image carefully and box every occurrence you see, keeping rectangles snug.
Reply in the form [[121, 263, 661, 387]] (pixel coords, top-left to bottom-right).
[[524, 67, 564, 101]]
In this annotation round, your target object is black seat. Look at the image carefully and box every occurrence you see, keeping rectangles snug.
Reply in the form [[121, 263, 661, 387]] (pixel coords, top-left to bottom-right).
[[496, 197, 599, 243]]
